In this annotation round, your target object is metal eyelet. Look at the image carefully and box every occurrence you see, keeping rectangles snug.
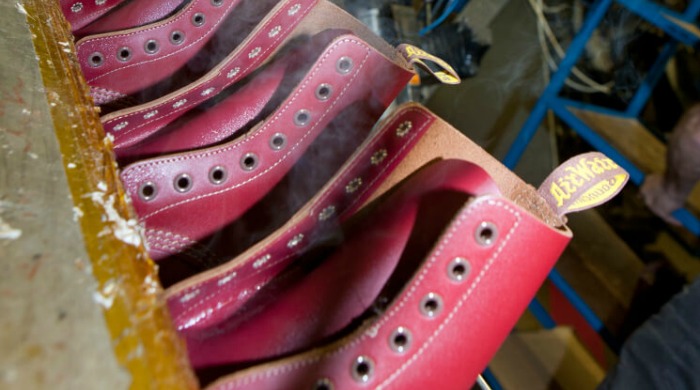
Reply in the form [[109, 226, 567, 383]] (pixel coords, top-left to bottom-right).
[[208, 166, 227, 184], [269, 133, 287, 150], [117, 47, 132, 62], [315, 84, 333, 101], [351, 356, 374, 383], [287, 234, 304, 248], [138, 181, 158, 201], [211, 0, 223, 6], [420, 293, 443, 318], [318, 205, 336, 221], [475, 221, 498, 247], [336, 56, 353, 74], [192, 12, 206, 26], [294, 110, 311, 127], [88, 52, 104, 67], [389, 327, 412, 354], [170, 30, 185, 45], [174, 174, 193, 193], [240, 153, 259, 171], [396, 121, 413, 137], [144, 39, 159, 54], [313, 378, 334, 390], [447, 257, 471, 282]]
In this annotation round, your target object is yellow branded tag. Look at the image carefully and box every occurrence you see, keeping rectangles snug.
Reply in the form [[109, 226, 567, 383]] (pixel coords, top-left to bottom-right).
[[567, 174, 628, 212], [398, 44, 461, 85], [538, 152, 629, 218]]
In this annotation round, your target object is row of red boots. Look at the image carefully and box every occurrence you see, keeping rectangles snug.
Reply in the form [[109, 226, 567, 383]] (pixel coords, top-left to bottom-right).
[[60, 0, 627, 388]]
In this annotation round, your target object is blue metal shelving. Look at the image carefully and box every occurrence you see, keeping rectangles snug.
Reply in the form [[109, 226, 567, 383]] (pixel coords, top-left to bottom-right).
[[504, 0, 700, 355]]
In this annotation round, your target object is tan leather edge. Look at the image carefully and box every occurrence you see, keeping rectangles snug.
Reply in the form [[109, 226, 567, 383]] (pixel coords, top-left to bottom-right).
[[364, 103, 568, 230], [23, 1, 198, 389]]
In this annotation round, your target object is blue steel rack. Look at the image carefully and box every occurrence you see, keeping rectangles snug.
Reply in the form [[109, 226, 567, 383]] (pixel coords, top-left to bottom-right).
[[502, 0, 700, 358]]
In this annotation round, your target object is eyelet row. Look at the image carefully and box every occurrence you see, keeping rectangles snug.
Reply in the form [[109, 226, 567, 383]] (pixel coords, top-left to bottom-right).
[[135, 75, 345, 202], [137, 133, 287, 201], [311, 224, 499, 388], [87, 1, 224, 68], [71, 0, 125, 13]]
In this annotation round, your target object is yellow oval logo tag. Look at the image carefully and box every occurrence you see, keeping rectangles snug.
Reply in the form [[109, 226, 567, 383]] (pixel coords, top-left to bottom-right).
[[538, 152, 629, 218]]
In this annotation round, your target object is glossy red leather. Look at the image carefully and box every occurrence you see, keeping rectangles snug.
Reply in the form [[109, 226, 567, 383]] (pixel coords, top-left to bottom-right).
[[185, 159, 500, 369], [76, 0, 279, 105], [76, 0, 185, 37], [60, 0, 127, 32], [119, 34, 414, 264], [114, 29, 340, 157], [201, 159, 571, 389], [165, 105, 438, 334], [99, 0, 405, 144]]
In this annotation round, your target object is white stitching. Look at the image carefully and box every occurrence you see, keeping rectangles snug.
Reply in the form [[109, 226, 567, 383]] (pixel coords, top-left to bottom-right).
[[168, 109, 431, 324], [83, 0, 242, 83], [124, 39, 371, 222], [102, 0, 315, 134], [220, 200, 521, 387]]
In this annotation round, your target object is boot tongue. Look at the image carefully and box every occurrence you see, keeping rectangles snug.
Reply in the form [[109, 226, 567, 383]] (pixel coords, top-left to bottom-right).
[[537, 152, 629, 220]]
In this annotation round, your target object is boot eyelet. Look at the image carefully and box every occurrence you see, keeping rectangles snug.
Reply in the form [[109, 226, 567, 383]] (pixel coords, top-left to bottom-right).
[[88, 52, 104, 67], [420, 293, 443, 318], [170, 30, 185, 45], [447, 257, 471, 282], [174, 174, 193, 193], [313, 378, 334, 390], [138, 182, 158, 201], [144, 39, 159, 54], [192, 13, 206, 27], [315, 84, 333, 101], [240, 153, 259, 171], [211, 0, 223, 6], [117, 47, 132, 62], [351, 356, 374, 383], [209, 166, 227, 184], [318, 205, 336, 221], [269, 133, 287, 150], [287, 233, 304, 248], [475, 221, 498, 247], [336, 57, 353, 74], [396, 121, 413, 137], [294, 110, 311, 127], [389, 327, 412, 354]]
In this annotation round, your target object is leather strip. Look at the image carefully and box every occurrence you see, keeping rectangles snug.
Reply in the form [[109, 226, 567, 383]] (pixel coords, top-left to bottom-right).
[[165, 106, 437, 333], [76, 0, 255, 102], [76, 0, 185, 36], [60, 0, 127, 32], [206, 180, 570, 390], [100, 0, 319, 141], [119, 35, 414, 262]]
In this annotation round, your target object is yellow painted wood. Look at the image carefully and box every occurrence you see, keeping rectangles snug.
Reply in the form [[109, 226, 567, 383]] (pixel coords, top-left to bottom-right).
[[22, 1, 197, 388]]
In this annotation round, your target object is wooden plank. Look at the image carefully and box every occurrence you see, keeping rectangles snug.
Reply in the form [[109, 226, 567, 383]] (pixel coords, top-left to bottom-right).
[[556, 249, 632, 335], [10, 2, 197, 388], [490, 328, 606, 390], [565, 210, 645, 307], [569, 107, 700, 215], [664, 14, 700, 40], [646, 231, 700, 281]]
